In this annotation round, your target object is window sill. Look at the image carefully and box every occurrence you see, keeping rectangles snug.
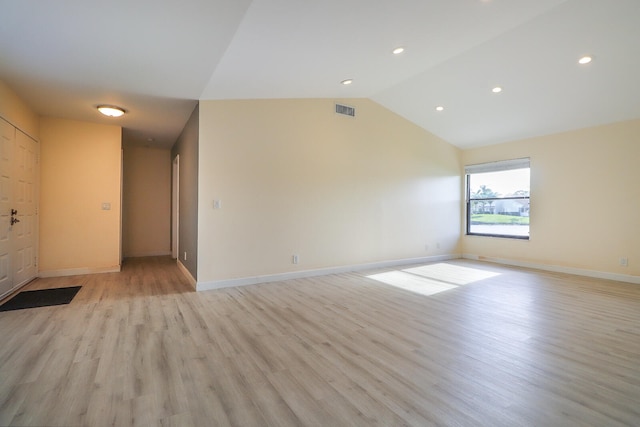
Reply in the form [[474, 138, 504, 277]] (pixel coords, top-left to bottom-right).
[[466, 233, 529, 240]]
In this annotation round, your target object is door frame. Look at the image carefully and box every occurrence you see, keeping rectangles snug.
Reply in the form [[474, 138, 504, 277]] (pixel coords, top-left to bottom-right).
[[171, 154, 179, 260]]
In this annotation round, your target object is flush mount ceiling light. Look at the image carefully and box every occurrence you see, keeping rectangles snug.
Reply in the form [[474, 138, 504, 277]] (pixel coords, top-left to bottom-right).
[[392, 47, 405, 55], [97, 105, 125, 117], [578, 55, 593, 65], [492, 86, 503, 93], [340, 79, 353, 85], [435, 106, 444, 112]]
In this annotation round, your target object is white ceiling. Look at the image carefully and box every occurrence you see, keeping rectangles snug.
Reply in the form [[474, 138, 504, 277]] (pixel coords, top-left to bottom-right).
[[1, 0, 638, 149]]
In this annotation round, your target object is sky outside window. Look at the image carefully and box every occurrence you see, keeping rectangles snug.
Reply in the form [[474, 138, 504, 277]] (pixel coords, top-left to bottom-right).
[[469, 168, 530, 196]]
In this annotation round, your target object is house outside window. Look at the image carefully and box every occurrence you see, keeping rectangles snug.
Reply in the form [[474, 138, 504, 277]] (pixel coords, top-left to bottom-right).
[[465, 158, 530, 239]]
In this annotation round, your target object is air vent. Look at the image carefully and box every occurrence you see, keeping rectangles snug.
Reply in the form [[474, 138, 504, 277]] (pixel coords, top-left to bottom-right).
[[335, 103, 356, 117]]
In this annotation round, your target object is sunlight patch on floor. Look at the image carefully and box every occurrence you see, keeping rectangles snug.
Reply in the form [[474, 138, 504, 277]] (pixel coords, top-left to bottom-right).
[[366, 271, 458, 296], [367, 263, 501, 296], [404, 263, 501, 286]]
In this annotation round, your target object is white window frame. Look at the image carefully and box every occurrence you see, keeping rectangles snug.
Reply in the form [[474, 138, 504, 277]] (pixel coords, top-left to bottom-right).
[[465, 158, 530, 240]]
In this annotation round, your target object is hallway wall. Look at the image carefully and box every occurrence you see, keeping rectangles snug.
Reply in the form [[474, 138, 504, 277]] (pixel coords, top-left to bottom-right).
[[122, 144, 171, 258], [39, 117, 122, 275]]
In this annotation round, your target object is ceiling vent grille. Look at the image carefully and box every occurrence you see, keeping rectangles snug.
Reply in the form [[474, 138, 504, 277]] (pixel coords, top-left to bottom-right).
[[335, 103, 356, 117]]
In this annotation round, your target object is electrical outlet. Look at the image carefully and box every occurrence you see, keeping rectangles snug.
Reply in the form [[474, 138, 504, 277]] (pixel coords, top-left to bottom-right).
[[292, 254, 299, 264], [213, 200, 221, 209], [620, 257, 628, 267]]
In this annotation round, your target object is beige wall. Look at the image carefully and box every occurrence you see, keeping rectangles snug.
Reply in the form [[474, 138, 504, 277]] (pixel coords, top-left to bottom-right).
[[462, 119, 640, 277], [122, 145, 171, 257], [39, 117, 122, 274], [198, 98, 462, 283], [0, 79, 39, 140]]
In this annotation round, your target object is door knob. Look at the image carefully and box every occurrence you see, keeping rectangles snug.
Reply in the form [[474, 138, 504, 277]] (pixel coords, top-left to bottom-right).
[[11, 217, 20, 226]]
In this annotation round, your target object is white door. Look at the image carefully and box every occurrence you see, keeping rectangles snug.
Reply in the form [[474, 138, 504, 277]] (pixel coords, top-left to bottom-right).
[[0, 119, 14, 296], [0, 118, 39, 299], [12, 129, 38, 286]]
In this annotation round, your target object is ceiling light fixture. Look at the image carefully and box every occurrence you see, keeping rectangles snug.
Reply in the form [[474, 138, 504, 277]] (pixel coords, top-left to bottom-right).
[[492, 86, 503, 93], [341, 79, 353, 85], [435, 106, 444, 112], [392, 47, 405, 55], [97, 105, 125, 117], [578, 55, 593, 65]]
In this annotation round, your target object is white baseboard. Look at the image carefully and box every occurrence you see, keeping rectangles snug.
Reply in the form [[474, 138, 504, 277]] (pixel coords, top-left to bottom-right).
[[463, 254, 640, 285], [177, 260, 197, 289], [38, 265, 121, 278], [196, 254, 459, 292], [123, 251, 172, 258]]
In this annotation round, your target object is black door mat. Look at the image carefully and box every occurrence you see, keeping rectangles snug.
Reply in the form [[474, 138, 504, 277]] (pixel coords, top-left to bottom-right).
[[0, 286, 81, 312]]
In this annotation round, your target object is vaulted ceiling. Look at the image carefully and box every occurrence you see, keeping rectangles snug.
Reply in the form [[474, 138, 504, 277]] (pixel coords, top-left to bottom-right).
[[1, 0, 638, 149]]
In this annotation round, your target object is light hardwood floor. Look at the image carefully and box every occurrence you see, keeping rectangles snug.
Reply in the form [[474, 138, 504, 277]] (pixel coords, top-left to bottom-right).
[[1, 256, 639, 426]]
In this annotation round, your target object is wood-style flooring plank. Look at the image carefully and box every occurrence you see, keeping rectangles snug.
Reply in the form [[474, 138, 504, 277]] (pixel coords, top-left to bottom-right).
[[1, 256, 639, 426]]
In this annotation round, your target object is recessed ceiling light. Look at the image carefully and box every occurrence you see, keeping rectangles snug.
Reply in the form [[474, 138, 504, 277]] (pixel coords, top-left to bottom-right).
[[578, 55, 593, 65], [392, 47, 405, 55], [435, 106, 444, 112], [341, 79, 353, 85], [97, 105, 125, 117], [492, 86, 503, 93]]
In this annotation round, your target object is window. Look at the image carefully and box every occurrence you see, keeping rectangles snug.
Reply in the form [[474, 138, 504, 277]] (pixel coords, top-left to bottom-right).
[[465, 158, 530, 239]]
